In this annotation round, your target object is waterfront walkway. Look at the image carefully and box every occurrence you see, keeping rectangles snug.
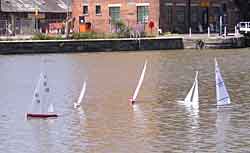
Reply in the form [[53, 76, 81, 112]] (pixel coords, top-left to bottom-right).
[[0, 33, 244, 41], [0, 33, 245, 54]]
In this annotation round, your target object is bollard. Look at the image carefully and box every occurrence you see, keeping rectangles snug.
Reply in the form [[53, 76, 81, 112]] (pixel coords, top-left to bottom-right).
[[219, 16, 223, 35], [189, 27, 192, 38], [235, 26, 237, 36], [224, 26, 227, 37], [208, 27, 210, 37]]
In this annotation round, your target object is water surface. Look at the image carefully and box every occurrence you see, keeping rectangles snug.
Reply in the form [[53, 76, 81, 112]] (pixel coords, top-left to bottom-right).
[[1, 48, 250, 152]]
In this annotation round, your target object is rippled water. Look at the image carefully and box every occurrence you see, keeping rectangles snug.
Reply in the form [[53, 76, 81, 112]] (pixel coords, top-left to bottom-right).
[[1, 48, 250, 152]]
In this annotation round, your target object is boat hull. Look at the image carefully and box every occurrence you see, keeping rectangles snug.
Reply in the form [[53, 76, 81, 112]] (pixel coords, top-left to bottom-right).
[[128, 98, 136, 105], [26, 113, 58, 118], [74, 103, 80, 108]]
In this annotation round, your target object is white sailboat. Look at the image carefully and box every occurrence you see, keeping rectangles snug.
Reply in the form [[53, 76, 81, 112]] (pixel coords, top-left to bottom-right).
[[26, 72, 58, 118], [215, 58, 231, 106], [178, 71, 199, 109], [74, 81, 87, 108], [129, 60, 148, 104]]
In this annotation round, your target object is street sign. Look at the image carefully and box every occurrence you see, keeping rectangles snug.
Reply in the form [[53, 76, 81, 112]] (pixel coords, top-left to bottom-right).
[[28, 13, 45, 19], [200, 0, 209, 7]]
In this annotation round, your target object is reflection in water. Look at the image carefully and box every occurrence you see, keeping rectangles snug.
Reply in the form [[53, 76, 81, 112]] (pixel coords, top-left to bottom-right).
[[177, 99, 200, 128], [216, 108, 231, 153], [132, 104, 147, 129], [28, 120, 56, 153], [76, 106, 85, 119], [185, 103, 200, 130]]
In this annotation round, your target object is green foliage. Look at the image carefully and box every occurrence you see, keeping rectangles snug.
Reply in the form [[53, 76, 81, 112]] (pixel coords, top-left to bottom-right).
[[72, 32, 125, 39], [32, 33, 51, 40], [72, 32, 98, 39], [32, 33, 64, 40], [112, 20, 132, 38]]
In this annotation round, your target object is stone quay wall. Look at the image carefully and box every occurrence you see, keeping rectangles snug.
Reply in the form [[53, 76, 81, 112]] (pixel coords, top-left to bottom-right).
[[0, 38, 184, 54]]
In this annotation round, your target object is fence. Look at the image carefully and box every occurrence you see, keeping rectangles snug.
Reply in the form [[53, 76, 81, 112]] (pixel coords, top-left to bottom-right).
[[0, 18, 150, 37], [0, 19, 66, 36], [88, 19, 148, 37]]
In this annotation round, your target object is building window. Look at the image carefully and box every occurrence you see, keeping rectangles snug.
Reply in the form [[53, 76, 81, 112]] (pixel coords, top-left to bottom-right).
[[166, 6, 172, 24], [109, 7, 120, 23], [137, 6, 149, 23], [176, 6, 185, 24], [83, 5, 88, 15], [96, 5, 101, 15], [191, 7, 198, 24], [127, 0, 134, 3]]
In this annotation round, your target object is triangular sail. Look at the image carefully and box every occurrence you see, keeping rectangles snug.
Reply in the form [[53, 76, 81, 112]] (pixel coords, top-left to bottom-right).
[[48, 103, 54, 113], [76, 81, 87, 106], [184, 79, 195, 103], [215, 58, 231, 106], [43, 73, 51, 113], [192, 72, 199, 108], [29, 72, 52, 114], [184, 71, 199, 108], [132, 60, 148, 101], [30, 73, 43, 114]]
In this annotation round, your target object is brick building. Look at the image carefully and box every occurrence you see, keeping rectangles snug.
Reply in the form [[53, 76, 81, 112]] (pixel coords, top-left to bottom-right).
[[72, 0, 159, 34], [72, 0, 239, 34], [160, 0, 240, 33], [0, 0, 71, 35]]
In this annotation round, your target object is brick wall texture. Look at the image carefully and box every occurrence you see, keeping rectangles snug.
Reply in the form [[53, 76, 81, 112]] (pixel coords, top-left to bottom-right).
[[72, 0, 160, 34], [72, 0, 238, 34]]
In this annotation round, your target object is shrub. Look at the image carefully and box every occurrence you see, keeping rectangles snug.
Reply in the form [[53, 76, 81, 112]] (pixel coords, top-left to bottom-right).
[[72, 32, 98, 39], [113, 20, 131, 38], [32, 33, 51, 40], [32, 33, 65, 40]]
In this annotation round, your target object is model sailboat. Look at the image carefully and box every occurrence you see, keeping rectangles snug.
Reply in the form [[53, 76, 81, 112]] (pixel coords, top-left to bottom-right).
[[26, 72, 58, 118], [129, 60, 147, 104], [215, 58, 231, 106], [179, 71, 199, 109], [74, 81, 87, 108]]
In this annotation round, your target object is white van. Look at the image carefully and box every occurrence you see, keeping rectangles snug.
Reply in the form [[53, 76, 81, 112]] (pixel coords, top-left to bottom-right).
[[237, 22, 250, 34]]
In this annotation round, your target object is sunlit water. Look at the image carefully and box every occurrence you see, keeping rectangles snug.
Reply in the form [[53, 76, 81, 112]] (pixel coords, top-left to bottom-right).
[[1, 48, 250, 152]]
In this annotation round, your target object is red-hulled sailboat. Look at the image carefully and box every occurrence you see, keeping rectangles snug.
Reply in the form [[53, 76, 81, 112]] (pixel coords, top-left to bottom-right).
[[26, 72, 58, 118]]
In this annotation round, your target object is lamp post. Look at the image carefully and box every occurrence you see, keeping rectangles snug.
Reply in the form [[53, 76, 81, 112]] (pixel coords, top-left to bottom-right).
[[35, 6, 39, 33], [188, 0, 191, 32], [65, 0, 70, 38]]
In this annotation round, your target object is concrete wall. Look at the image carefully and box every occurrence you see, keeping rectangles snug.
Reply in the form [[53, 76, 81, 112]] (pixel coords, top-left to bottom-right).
[[245, 37, 250, 47], [204, 37, 245, 49], [0, 38, 183, 54], [183, 36, 246, 49]]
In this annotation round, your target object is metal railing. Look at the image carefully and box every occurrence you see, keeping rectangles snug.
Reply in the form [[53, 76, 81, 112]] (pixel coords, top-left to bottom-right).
[[0, 19, 66, 36]]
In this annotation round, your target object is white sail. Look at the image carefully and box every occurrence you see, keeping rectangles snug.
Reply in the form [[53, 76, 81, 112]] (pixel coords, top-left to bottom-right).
[[48, 103, 54, 113], [74, 81, 86, 108], [215, 58, 231, 106], [132, 60, 148, 101], [192, 71, 199, 108], [42, 73, 51, 113], [30, 73, 43, 114], [29, 72, 54, 114], [184, 71, 199, 108]]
